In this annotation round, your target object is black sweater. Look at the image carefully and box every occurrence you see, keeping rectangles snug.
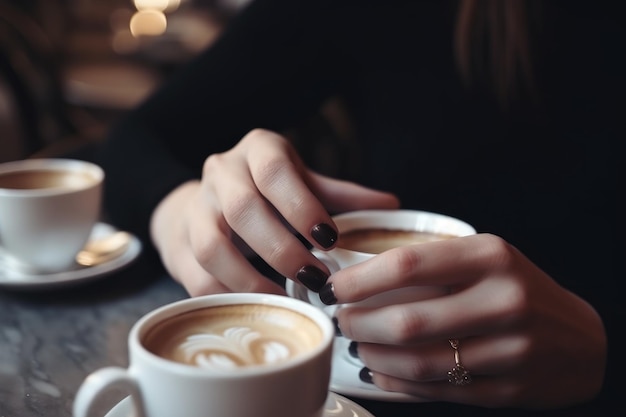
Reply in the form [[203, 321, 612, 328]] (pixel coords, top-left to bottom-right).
[[98, 0, 625, 414]]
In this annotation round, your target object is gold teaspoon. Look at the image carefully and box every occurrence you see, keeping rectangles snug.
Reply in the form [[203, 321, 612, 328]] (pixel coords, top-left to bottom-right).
[[76, 231, 131, 267]]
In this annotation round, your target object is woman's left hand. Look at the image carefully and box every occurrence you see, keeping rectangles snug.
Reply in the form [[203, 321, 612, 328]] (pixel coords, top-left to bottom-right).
[[325, 233, 606, 409]]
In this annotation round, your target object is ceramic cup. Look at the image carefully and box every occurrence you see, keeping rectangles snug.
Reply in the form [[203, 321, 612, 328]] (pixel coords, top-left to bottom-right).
[[288, 209, 477, 318], [0, 158, 104, 273], [73, 293, 335, 417], [286, 210, 476, 367]]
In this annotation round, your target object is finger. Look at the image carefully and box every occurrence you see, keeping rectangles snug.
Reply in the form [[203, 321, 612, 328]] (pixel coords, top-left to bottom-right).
[[355, 334, 527, 383], [326, 233, 509, 304], [209, 164, 332, 291], [336, 277, 524, 344], [190, 229, 287, 295], [206, 134, 333, 291], [187, 201, 287, 295], [357, 336, 528, 408], [165, 246, 231, 296], [370, 372, 522, 408], [244, 131, 340, 250]]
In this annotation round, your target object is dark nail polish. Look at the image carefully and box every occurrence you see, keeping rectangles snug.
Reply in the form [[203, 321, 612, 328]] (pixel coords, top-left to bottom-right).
[[359, 367, 374, 384], [311, 223, 337, 249], [348, 341, 359, 358], [332, 317, 343, 337], [319, 283, 337, 305], [296, 265, 328, 292]]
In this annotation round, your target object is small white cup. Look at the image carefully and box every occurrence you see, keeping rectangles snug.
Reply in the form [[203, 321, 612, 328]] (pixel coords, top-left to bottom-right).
[[0, 158, 104, 273], [288, 209, 476, 316], [286, 210, 476, 367], [73, 293, 335, 417]]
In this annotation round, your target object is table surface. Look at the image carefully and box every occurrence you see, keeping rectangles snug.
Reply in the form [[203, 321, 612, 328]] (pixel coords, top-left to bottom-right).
[[0, 251, 189, 417], [1, 250, 409, 417], [0, 248, 603, 417]]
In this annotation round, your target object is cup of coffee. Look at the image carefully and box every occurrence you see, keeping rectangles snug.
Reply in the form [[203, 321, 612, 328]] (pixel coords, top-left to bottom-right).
[[73, 293, 335, 417], [287, 209, 476, 315], [0, 158, 104, 273]]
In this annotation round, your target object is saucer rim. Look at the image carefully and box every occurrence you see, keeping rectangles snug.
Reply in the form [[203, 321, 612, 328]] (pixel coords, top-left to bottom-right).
[[0, 222, 141, 290], [104, 391, 375, 417]]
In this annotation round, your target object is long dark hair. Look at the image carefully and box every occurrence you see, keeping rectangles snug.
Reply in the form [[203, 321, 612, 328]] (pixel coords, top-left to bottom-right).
[[454, 0, 541, 106]]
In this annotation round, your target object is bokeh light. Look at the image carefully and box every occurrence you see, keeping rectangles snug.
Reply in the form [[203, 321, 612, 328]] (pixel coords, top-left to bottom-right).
[[129, 10, 167, 37], [134, 0, 181, 13]]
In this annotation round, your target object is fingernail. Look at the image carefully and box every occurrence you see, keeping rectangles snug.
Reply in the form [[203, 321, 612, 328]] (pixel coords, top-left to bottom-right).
[[311, 223, 337, 249], [296, 265, 328, 292], [348, 341, 359, 358], [359, 367, 374, 384], [319, 283, 337, 305], [332, 317, 343, 337]]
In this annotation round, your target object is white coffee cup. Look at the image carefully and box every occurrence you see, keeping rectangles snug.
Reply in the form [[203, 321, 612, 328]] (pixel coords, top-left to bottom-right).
[[287, 209, 477, 316], [73, 293, 335, 417], [0, 158, 104, 273]]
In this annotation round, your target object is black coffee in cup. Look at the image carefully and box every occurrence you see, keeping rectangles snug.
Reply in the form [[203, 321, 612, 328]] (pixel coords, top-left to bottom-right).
[[0, 169, 98, 190], [337, 228, 456, 254]]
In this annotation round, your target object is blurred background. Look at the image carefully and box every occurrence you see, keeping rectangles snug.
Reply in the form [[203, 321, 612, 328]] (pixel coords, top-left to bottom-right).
[[0, 0, 253, 163]]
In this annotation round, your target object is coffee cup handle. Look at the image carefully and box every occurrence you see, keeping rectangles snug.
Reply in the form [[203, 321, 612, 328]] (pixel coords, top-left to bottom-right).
[[73, 367, 147, 417]]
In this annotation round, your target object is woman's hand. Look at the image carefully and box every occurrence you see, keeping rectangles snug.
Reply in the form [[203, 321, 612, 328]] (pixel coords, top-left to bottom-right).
[[325, 233, 607, 409], [150, 128, 399, 296]]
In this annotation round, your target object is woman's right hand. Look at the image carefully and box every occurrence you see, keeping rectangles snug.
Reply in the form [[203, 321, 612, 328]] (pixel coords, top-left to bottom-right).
[[149, 128, 399, 296]]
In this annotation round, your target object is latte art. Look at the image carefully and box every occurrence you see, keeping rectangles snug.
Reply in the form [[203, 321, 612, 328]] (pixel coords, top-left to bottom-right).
[[179, 327, 291, 369], [143, 304, 323, 370]]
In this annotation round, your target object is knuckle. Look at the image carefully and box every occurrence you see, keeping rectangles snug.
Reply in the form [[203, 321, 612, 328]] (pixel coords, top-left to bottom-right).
[[262, 241, 290, 268], [407, 356, 437, 381], [478, 234, 533, 324], [388, 249, 423, 282], [495, 283, 530, 324], [480, 233, 517, 270], [253, 155, 289, 190], [222, 191, 260, 227], [242, 128, 289, 151], [387, 307, 430, 344], [202, 153, 225, 176], [243, 128, 274, 142], [191, 236, 225, 268]]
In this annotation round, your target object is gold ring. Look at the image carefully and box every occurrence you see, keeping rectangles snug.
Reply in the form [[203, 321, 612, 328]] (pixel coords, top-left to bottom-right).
[[447, 339, 472, 386]]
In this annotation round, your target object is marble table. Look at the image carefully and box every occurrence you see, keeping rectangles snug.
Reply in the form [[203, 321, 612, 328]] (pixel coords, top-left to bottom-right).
[[0, 249, 430, 417], [0, 252, 188, 417]]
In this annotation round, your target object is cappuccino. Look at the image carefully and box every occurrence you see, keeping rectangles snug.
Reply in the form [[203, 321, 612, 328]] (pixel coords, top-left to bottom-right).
[[143, 304, 323, 369], [338, 228, 456, 254], [75, 293, 334, 417]]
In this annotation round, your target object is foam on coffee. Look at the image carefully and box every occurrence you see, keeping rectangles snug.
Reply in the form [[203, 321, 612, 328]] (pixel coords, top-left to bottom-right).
[[338, 228, 456, 254], [0, 169, 96, 190], [143, 304, 322, 370]]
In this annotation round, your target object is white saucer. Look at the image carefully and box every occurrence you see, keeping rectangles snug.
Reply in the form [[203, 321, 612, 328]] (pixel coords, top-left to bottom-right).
[[104, 392, 375, 417], [287, 281, 424, 402], [0, 223, 141, 290]]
